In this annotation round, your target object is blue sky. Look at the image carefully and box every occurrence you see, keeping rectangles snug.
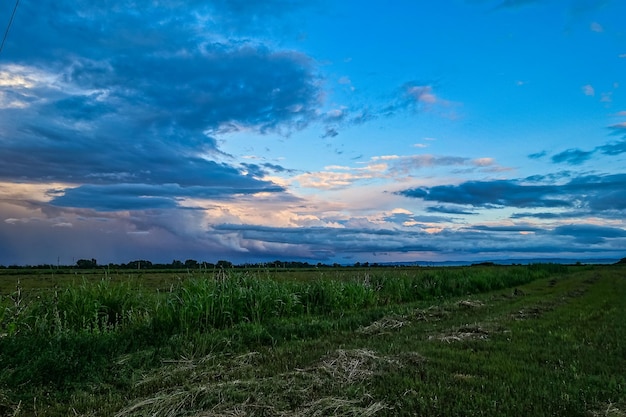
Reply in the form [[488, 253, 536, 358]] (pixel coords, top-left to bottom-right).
[[1, 0, 625, 265]]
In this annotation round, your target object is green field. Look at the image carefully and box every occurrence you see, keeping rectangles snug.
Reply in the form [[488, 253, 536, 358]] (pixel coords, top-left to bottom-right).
[[0, 264, 624, 416]]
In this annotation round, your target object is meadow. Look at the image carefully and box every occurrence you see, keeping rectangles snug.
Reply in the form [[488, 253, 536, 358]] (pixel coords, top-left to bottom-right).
[[0, 263, 624, 416]]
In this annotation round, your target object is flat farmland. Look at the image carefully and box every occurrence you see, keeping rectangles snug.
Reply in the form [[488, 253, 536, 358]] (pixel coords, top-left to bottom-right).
[[0, 264, 624, 416]]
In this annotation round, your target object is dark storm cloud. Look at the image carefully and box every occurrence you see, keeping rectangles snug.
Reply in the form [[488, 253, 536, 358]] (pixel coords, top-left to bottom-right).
[[0, 0, 324, 211], [398, 173, 626, 212]]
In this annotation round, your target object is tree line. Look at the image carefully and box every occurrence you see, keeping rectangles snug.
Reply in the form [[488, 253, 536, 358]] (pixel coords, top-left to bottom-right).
[[0, 259, 384, 270]]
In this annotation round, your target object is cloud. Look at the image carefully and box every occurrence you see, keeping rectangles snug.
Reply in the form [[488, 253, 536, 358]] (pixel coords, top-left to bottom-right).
[[384, 82, 455, 116], [552, 224, 626, 244], [405, 85, 438, 104], [550, 148, 594, 165], [609, 122, 626, 133], [292, 153, 503, 190], [0, 1, 325, 212], [321, 127, 339, 138], [427, 205, 478, 215], [590, 21, 604, 32], [582, 84, 595, 96], [542, 137, 626, 166], [398, 173, 626, 211], [470, 224, 543, 233], [314, 81, 459, 138], [494, 0, 545, 9], [201, 217, 625, 262], [399, 180, 571, 208], [49, 181, 285, 211], [597, 139, 626, 156]]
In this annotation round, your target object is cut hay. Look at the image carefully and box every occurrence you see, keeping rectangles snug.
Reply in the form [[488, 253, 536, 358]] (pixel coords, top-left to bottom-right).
[[282, 396, 387, 417], [413, 305, 450, 321], [357, 316, 408, 335], [115, 347, 394, 417], [318, 349, 382, 384], [430, 324, 491, 343], [587, 402, 626, 417], [456, 299, 484, 309], [511, 302, 555, 321]]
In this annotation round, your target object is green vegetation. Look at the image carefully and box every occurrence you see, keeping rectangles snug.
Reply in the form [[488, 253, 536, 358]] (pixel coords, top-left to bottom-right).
[[0, 264, 624, 416]]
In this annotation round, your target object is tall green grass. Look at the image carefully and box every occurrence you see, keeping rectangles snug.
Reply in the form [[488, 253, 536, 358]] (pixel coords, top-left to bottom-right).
[[1, 264, 562, 338]]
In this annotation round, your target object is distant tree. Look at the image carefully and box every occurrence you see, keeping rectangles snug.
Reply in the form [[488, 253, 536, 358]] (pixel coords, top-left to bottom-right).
[[201, 261, 215, 269], [616, 257, 626, 265], [126, 260, 152, 269], [216, 260, 232, 269], [472, 262, 497, 267], [184, 259, 199, 268], [171, 260, 184, 268], [76, 258, 97, 268]]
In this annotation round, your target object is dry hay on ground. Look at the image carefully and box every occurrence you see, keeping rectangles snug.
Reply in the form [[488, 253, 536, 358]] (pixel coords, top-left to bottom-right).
[[357, 316, 409, 335], [456, 299, 484, 309], [429, 324, 492, 343], [116, 347, 400, 417], [413, 305, 450, 322], [510, 303, 553, 321], [586, 402, 626, 417], [318, 349, 395, 384]]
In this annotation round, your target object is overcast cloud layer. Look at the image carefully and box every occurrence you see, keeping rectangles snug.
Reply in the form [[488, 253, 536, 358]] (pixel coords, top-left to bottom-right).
[[0, 0, 625, 265]]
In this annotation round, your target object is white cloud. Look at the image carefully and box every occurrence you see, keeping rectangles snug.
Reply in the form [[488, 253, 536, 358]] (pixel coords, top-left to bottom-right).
[[406, 85, 438, 104], [472, 158, 495, 167], [590, 22, 603, 32], [52, 222, 73, 228], [582, 84, 595, 96], [371, 155, 400, 161], [601, 92, 612, 103]]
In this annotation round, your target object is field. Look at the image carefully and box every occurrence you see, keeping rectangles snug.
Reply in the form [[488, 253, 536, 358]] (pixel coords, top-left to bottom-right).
[[0, 264, 624, 416]]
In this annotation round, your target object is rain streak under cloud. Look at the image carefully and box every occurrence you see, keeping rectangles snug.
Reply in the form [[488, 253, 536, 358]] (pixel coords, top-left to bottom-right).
[[0, 0, 625, 265]]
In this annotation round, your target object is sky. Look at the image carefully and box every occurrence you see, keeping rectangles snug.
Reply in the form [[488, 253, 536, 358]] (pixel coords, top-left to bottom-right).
[[1, 0, 625, 266]]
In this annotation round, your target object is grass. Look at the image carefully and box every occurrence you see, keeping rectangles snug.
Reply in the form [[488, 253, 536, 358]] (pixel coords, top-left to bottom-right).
[[0, 264, 624, 416]]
